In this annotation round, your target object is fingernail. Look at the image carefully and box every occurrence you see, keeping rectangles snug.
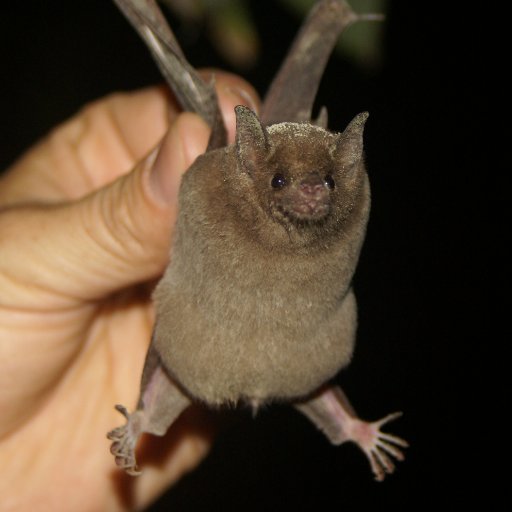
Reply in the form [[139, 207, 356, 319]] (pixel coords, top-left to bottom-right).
[[224, 86, 259, 115], [146, 131, 183, 206], [146, 114, 209, 206]]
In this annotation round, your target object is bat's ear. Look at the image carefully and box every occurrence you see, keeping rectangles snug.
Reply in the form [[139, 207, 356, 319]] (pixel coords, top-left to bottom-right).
[[335, 111, 369, 166], [313, 106, 329, 128], [235, 106, 269, 173]]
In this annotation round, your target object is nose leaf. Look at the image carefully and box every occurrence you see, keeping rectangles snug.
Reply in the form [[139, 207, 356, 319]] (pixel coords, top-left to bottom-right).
[[292, 175, 330, 218]]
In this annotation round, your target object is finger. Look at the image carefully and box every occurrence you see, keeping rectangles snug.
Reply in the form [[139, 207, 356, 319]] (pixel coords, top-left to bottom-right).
[[0, 112, 209, 309], [0, 75, 259, 207]]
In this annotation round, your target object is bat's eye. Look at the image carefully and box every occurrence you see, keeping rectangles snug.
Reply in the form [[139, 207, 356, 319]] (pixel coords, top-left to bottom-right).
[[271, 173, 287, 189], [324, 175, 335, 190]]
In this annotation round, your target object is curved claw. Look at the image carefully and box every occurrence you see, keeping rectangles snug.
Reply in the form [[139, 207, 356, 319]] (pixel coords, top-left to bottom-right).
[[114, 404, 130, 419], [375, 411, 403, 428]]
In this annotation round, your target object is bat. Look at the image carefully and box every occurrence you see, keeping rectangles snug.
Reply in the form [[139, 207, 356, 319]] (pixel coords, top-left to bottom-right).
[[108, 0, 407, 482]]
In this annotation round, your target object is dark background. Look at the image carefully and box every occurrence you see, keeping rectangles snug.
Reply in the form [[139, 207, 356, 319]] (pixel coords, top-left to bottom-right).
[[1, 1, 496, 509]]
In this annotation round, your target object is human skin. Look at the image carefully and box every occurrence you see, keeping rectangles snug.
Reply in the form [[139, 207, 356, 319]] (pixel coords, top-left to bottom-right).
[[0, 72, 259, 512]]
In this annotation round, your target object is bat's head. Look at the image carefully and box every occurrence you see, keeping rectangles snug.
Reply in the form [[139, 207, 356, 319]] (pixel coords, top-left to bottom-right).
[[233, 106, 370, 248]]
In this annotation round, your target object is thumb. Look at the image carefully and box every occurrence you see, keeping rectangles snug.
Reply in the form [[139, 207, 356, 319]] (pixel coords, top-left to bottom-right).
[[0, 112, 210, 308]]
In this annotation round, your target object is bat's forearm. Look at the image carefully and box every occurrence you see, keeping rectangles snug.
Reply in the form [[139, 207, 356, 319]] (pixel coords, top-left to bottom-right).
[[261, 0, 358, 125], [113, 0, 227, 148]]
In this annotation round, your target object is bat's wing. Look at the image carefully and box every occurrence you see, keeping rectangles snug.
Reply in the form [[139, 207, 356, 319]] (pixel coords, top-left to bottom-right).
[[261, 0, 383, 127], [113, 0, 226, 149], [114, 1, 382, 137]]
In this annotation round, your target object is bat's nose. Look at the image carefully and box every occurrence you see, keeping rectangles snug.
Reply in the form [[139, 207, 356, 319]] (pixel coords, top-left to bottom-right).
[[292, 174, 330, 218], [299, 175, 328, 199]]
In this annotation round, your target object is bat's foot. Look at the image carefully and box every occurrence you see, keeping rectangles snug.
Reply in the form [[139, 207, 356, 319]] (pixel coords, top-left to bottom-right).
[[107, 404, 143, 476], [295, 386, 408, 481], [345, 411, 408, 482]]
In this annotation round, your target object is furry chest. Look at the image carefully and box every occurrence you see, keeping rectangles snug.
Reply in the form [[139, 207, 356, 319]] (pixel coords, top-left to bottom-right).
[[154, 282, 357, 405]]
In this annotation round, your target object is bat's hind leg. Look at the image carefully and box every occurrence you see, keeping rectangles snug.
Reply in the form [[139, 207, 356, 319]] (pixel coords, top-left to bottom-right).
[[294, 385, 408, 481], [107, 344, 191, 475]]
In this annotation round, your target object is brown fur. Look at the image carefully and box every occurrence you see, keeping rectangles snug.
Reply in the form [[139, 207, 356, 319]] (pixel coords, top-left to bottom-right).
[[152, 109, 370, 405]]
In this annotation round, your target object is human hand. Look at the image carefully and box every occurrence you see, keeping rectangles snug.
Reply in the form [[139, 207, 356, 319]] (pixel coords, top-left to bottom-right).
[[0, 72, 259, 511]]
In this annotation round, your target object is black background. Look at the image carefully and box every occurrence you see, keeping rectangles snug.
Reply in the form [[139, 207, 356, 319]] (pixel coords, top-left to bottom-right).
[[1, 1, 496, 509]]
